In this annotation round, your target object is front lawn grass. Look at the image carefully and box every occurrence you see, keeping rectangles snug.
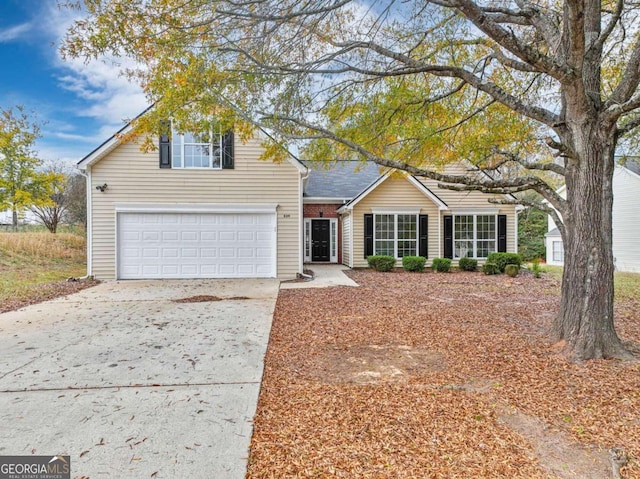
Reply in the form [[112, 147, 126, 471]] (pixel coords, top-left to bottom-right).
[[0, 232, 94, 312], [539, 264, 640, 301]]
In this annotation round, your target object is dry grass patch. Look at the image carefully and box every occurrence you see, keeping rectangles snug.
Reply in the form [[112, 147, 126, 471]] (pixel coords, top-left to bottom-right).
[[0, 232, 85, 261], [248, 270, 640, 478], [0, 232, 95, 312]]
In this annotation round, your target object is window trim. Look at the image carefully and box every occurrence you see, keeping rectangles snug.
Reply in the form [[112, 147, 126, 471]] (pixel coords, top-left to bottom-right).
[[372, 213, 418, 259], [453, 214, 497, 259], [171, 125, 223, 170], [552, 240, 564, 262]]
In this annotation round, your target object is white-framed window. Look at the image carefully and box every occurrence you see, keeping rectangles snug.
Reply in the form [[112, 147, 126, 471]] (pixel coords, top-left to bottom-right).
[[552, 240, 564, 262], [171, 126, 222, 169], [454, 215, 496, 259], [331, 220, 337, 259], [304, 221, 311, 259], [374, 213, 417, 258]]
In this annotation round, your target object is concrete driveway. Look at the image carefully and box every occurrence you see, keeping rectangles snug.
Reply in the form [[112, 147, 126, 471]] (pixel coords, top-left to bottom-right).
[[0, 279, 279, 478]]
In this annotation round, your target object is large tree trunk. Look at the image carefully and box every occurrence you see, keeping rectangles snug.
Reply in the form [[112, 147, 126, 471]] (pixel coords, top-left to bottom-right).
[[554, 125, 630, 360], [11, 208, 18, 232]]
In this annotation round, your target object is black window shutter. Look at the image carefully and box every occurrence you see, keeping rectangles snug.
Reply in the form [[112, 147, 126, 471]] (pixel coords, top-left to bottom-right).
[[443, 215, 453, 259], [222, 130, 234, 169], [364, 214, 373, 258], [419, 215, 428, 258], [159, 133, 171, 168], [497, 214, 507, 252]]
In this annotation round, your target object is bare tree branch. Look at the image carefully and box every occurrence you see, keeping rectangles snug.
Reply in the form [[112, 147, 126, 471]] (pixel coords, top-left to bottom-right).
[[618, 113, 640, 136], [488, 196, 566, 238], [443, 0, 573, 81], [593, 0, 624, 53], [605, 36, 640, 112]]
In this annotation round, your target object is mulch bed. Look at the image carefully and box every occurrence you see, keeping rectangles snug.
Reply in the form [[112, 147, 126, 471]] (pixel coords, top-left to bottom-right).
[[247, 270, 640, 478], [0, 279, 100, 314]]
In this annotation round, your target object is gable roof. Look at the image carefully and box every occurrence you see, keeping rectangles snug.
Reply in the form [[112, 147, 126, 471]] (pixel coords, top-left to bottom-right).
[[77, 108, 307, 173], [77, 106, 152, 170], [303, 160, 382, 199], [622, 158, 640, 176], [337, 172, 448, 213]]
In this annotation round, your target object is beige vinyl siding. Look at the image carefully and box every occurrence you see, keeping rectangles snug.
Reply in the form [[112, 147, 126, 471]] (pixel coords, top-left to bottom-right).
[[417, 164, 517, 259], [341, 212, 351, 267], [351, 176, 441, 268], [89, 136, 300, 279], [417, 163, 506, 209], [610, 167, 640, 272]]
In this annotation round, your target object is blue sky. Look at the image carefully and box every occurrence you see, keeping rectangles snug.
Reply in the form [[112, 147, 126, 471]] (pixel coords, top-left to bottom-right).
[[0, 0, 148, 165]]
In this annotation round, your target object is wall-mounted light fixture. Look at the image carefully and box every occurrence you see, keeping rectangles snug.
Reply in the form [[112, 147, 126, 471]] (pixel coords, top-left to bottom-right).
[[319, 210, 324, 218], [95, 183, 108, 192]]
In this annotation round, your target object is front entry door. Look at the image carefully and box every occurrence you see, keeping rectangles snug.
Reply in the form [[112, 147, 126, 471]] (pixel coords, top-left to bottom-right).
[[311, 219, 331, 262]]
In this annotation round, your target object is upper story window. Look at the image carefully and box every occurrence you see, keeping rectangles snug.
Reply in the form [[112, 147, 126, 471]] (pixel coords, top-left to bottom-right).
[[171, 128, 222, 169], [159, 124, 233, 170]]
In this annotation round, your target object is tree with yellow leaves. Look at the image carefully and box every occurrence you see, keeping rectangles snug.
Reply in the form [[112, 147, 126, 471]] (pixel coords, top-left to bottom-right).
[[0, 106, 57, 231]]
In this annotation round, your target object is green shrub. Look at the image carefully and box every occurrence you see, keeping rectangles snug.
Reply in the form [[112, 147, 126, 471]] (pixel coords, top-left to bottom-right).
[[482, 262, 501, 275], [531, 258, 543, 278], [505, 264, 520, 277], [486, 252, 523, 272], [367, 255, 396, 272], [458, 257, 478, 271], [402, 256, 426, 272], [431, 257, 452, 273]]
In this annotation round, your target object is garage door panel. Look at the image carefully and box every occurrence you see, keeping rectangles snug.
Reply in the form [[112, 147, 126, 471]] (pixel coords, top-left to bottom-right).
[[118, 212, 275, 279], [143, 248, 159, 258], [162, 231, 179, 241], [181, 231, 198, 241]]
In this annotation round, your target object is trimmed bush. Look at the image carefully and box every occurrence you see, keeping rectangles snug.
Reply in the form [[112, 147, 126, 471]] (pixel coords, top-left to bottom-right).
[[458, 257, 478, 271], [505, 264, 520, 277], [486, 252, 523, 272], [367, 255, 396, 272], [402, 255, 426, 272], [431, 257, 452, 273], [482, 262, 501, 275]]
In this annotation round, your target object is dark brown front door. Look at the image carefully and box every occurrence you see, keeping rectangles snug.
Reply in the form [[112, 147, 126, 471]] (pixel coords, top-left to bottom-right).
[[311, 219, 331, 262]]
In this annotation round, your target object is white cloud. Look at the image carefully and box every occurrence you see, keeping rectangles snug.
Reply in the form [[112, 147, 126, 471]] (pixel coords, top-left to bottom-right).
[[41, 3, 149, 135], [0, 22, 32, 42]]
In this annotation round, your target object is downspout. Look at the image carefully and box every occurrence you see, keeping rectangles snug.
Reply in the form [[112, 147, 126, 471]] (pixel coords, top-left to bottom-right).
[[438, 212, 442, 258], [298, 167, 311, 278], [72, 166, 93, 281]]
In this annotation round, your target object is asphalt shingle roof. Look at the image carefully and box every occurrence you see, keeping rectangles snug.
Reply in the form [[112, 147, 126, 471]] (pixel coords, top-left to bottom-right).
[[623, 158, 640, 175], [303, 160, 383, 199]]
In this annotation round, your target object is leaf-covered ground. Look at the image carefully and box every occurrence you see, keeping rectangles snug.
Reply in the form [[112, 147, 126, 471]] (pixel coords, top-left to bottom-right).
[[0, 279, 99, 314], [247, 270, 640, 479]]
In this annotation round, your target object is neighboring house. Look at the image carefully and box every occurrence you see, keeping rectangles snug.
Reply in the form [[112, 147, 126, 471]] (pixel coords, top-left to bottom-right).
[[79, 122, 519, 280], [546, 159, 640, 272], [0, 208, 39, 226]]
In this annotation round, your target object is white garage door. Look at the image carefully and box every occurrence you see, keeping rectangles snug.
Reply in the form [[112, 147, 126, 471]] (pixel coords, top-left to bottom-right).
[[117, 212, 276, 279]]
